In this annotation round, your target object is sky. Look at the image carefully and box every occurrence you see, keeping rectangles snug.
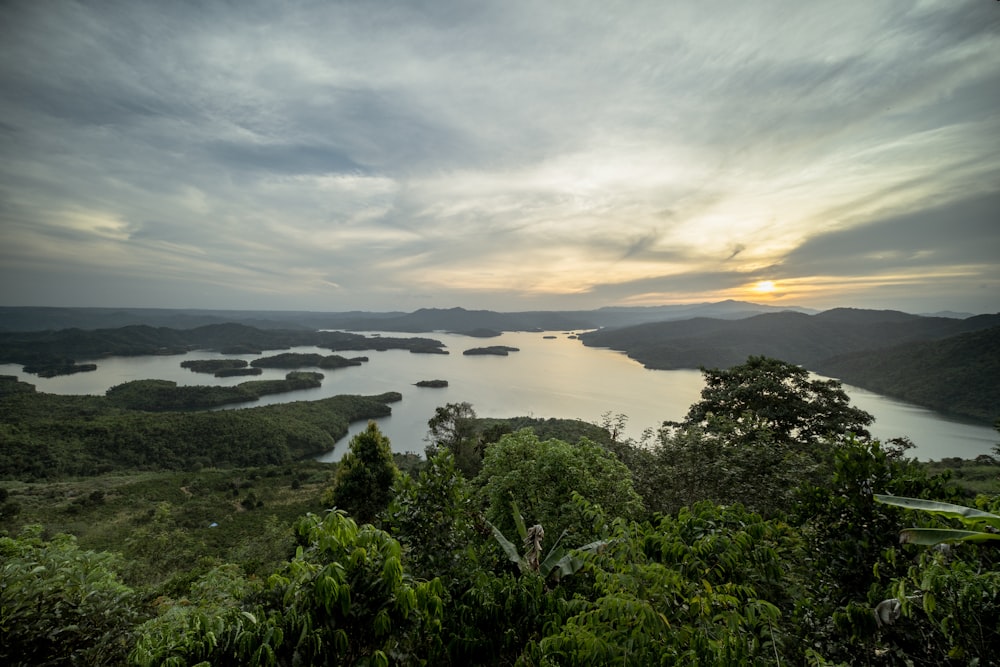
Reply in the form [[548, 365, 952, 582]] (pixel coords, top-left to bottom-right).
[[1, 1, 998, 315]]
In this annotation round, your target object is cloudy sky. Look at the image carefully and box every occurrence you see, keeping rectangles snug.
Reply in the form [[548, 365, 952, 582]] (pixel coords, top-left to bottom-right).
[[1, 1, 998, 314]]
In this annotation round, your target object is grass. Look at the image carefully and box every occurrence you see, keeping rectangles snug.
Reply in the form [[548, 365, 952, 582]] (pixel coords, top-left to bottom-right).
[[0, 462, 335, 591], [922, 458, 1000, 497]]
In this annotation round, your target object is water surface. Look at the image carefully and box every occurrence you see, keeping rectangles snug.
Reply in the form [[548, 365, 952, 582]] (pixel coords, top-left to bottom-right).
[[2, 331, 994, 462]]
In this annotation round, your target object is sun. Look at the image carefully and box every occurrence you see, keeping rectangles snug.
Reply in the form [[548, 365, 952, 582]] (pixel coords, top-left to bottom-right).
[[753, 280, 777, 294]]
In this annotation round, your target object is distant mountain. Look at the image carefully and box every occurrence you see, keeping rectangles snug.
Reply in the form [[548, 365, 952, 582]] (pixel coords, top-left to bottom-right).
[[579, 309, 1000, 371], [920, 310, 976, 319], [0, 301, 819, 334], [585, 300, 818, 327], [338, 307, 590, 333], [0, 307, 403, 332], [814, 326, 1000, 422]]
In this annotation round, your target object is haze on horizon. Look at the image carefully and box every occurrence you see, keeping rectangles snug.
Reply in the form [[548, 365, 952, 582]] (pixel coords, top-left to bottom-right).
[[1, 1, 998, 316]]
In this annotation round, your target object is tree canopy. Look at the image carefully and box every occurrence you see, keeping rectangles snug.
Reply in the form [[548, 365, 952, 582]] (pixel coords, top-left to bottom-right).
[[325, 421, 401, 524], [678, 355, 875, 447]]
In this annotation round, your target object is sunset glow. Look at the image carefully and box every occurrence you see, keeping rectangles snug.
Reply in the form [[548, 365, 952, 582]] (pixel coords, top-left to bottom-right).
[[753, 281, 777, 294]]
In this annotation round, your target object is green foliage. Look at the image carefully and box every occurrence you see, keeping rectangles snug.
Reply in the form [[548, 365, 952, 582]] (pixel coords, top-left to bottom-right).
[[476, 430, 643, 548], [104, 372, 325, 411], [1, 463, 328, 599], [794, 438, 941, 606], [626, 418, 817, 518], [891, 549, 1000, 664], [488, 497, 601, 581], [425, 402, 482, 477], [679, 355, 874, 447], [131, 510, 445, 666], [325, 421, 402, 524], [791, 438, 964, 664], [385, 449, 478, 582], [533, 502, 798, 665], [0, 526, 137, 666], [105, 378, 255, 410]]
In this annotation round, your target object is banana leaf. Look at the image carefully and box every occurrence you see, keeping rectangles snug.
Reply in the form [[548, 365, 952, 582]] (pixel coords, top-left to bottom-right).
[[874, 494, 1000, 530], [899, 528, 1000, 545]]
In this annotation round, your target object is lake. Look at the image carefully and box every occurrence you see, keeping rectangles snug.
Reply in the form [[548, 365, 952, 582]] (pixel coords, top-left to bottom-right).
[[2, 330, 995, 461]]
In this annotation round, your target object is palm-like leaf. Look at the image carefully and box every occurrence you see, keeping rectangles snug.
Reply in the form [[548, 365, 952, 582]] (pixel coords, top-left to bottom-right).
[[874, 494, 1000, 530], [875, 494, 1000, 546], [899, 528, 1000, 545]]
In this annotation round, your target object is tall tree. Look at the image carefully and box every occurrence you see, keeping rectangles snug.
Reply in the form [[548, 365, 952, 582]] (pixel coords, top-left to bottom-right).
[[476, 429, 643, 546], [325, 421, 401, 524], [677, 355, 874, 448], [425, 402, 482, 477]]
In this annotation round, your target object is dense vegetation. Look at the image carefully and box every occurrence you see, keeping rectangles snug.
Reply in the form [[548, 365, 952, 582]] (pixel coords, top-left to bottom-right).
[[814, 326, 1000, 421], [0, 375, 400, 479], [1, 355, 998, 665]]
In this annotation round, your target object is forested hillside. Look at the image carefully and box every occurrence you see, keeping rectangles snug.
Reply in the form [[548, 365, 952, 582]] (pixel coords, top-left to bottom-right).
[[580, 309, 1000, 422], [815, 326, 1000, 421], [0, 376, 400, 478]]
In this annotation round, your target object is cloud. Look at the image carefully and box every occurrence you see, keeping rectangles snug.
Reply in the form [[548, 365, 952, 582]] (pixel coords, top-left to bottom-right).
[[0, 0, 998, 313], [775, 191, 1000, 278]]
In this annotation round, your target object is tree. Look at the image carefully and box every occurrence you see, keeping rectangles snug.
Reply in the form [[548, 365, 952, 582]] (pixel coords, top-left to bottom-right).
[[325, 421, 401, 524], [678, 355, 874, 448], [0, 526, 137, 666], [476, 429, 643, 547], [641, 419, 814, 518], [385, 449, 478, 582], [425, 402, 481, 477]]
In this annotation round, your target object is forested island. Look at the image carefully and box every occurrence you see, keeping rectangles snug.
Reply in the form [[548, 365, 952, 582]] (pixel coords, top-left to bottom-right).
[[415, 379, 448, 388], [0, 323, 446, 376], [463, 345, 520, 356], [250, 352, 368, 370]]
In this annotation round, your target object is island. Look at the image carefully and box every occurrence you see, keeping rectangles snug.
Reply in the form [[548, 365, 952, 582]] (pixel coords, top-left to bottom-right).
[[414, 379, 448, 388], [22, 361, 98, 377], [250, 353, 367, 370], [215, 367, 263, 377], [181, 359, 250, 374], [463, 346, 520, 356]]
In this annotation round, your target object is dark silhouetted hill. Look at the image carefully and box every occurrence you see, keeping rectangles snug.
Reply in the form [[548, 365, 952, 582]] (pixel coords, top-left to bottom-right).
[[579, 309, 1000, 422]]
